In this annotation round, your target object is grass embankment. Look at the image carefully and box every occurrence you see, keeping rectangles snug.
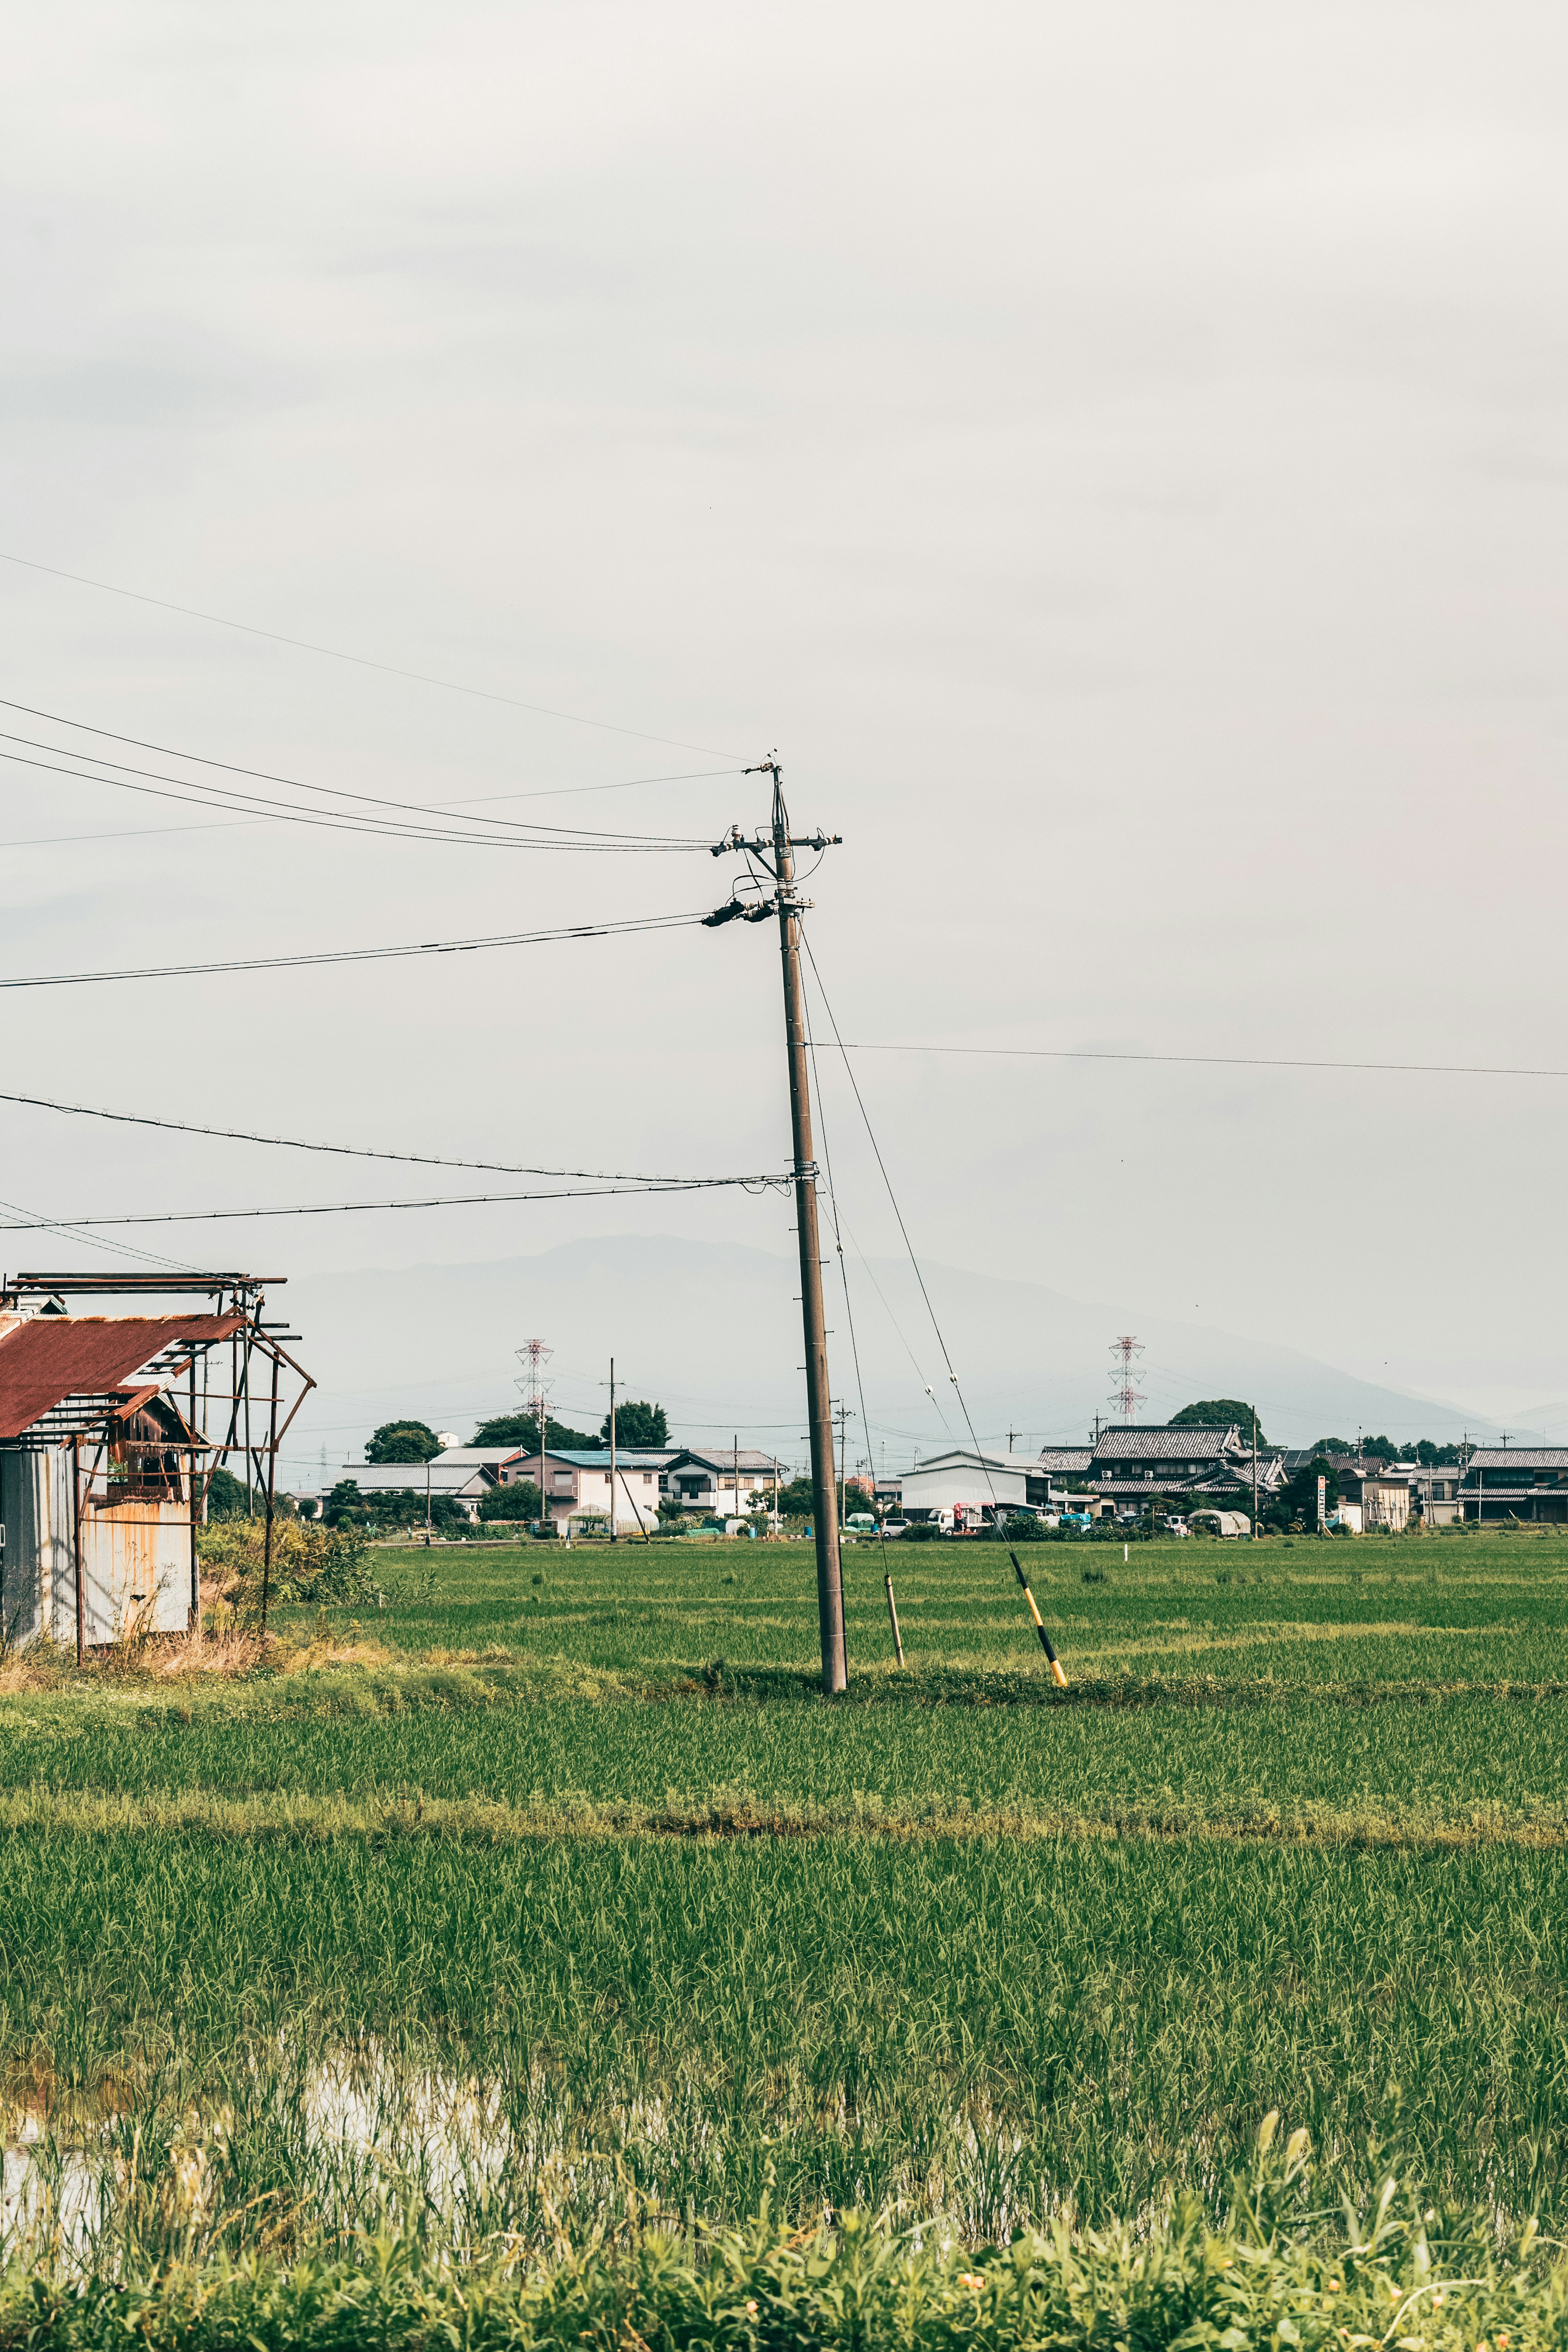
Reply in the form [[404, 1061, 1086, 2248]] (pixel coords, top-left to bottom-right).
[[2, 1532, 1568, 2285]]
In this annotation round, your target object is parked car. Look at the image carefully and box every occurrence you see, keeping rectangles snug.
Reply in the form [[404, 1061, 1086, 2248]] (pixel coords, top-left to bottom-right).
[[1165, 1516, 1188, 1538], [881, 1518, 908, 1538], [844, 1513, 878, 1533], [1060, 1509, 1094, 1531]]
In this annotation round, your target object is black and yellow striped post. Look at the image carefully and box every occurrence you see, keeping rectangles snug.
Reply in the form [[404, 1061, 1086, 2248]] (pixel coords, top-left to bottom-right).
[[1009, 1542, 1067, 1685]]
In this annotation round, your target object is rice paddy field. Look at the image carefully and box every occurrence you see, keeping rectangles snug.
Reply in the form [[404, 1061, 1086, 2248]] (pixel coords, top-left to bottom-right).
[[5, 1524, 1568, 2340]]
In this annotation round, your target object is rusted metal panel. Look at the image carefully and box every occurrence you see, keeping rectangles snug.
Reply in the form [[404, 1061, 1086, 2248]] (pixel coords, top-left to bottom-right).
[[0, 1447, 73, 1646], [79, 1501, 192, 1642], [0, 1316, 243, 1442]]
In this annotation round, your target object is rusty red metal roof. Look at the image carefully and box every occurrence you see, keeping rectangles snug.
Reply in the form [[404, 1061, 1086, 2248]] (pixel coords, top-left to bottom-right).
[[0, 1315, 243, 1442]]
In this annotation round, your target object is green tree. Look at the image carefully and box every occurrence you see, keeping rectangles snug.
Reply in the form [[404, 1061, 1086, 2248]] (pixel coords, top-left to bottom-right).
[[205, 1465, 256, 1520], [601, 1399, 668, 1447], [1170, 1400, 1267, 1445], [1313, 1437, 1356, 1456], [1268, 1453, 1341, 1530], [1361, 1434, 1399, 1463], [366, 1420, 441, 1465], [1415, 1439, 1461, 1467], [322, 1478, 367, 1526], [477, 1478, 544, 1521], [470, 1412, 597, 1451], [775, 1476, 817, 1517]]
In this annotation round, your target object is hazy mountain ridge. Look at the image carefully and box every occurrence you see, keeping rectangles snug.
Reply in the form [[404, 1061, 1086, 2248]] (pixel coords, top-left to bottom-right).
[[280, 1235, 1503, 1478]]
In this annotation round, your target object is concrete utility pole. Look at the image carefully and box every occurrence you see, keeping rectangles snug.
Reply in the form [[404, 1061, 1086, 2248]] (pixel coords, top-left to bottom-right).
[[835, 1400, 853, 1527], [707, 758, 845, 1690], [609, 1358, 617, 1543], [1251, 1406, 1259, 1539], [773, 774, 847, 1691]]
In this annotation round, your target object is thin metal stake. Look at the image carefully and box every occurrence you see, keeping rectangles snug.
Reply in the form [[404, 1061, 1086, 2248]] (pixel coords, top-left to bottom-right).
[[259, 1349, 280, 1630], [71, 1436, 84, 1665], [884, 1569, 905, 1668]]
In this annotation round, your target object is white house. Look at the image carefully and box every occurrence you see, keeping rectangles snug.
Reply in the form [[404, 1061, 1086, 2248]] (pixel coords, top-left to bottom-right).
[[662, 1447, 786, 1519], [515, 1448, 671, 1533]]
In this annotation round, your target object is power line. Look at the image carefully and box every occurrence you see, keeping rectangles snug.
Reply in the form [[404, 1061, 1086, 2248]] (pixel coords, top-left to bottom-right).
[[0, 548, 742, 758], [0, 1169, 795, 1231], [0, 1193, 194, 1273], [0, 763, 741, 856], [0, 907, 709, 990], [0, 733, 715, 854], [841, 1041, 1568, 1083], [0, 1085, 727, 1182], [0, 697, 729, 845], [0, 742, 706, 853]]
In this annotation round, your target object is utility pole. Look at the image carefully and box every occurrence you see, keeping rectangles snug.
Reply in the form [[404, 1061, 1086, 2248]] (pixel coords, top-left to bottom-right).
[[1251, 1405, 1259, 1540], [609, 1358, 617, 1543], [424, 1454, 432, 1547], [835, 1400, 853, 1527], [707, 757, 845, 1690]]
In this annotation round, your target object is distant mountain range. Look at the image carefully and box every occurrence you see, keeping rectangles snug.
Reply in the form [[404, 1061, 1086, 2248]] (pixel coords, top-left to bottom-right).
[[279, 1233, 1505, 1480]]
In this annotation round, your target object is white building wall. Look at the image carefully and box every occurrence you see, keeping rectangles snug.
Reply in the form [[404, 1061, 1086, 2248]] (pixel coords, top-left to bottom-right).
[[900, 1460, 1029, 1514]]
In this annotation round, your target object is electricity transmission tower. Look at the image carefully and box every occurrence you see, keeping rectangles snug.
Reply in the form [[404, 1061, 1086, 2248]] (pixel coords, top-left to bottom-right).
[[1109, 1334, 1145, 1422], [517, 1339, 552, 1526], [705, 758, 845, 1692]]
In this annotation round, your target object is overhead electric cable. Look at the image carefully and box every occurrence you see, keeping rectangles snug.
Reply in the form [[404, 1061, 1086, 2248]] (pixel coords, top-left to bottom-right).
[[0, 732, 713, 852], [0, 549, 742, 758], [840, 1041, 1568, 1082], [0, 698, 728, 842], [0, 1086, 728, 1182], [0, 744, 704, 852], [0, 907, 709, 990], [0, 1170, 794, 1231], [0, 1193, 194, 1272]]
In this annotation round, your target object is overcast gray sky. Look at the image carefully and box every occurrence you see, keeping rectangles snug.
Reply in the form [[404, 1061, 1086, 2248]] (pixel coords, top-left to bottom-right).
[[2, 2, 1565, 1436]]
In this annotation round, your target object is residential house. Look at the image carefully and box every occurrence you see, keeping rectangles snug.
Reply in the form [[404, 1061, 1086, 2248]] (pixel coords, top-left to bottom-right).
[[1039, 1446, 1094, 1481], [1461, 1447, 1568, 1525], [523, 1448, 674, 1533], [661, 1447, 787, 1520], [1331, 1460, 1412, 1531], [1084, 1424, 1286, 1510], [339, 1449, 516, 1522], [1407, 1462, 1463, 1524]]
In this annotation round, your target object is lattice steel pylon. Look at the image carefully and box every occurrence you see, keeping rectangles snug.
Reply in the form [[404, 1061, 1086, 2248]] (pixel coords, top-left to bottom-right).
[[1108, 1334, 1145, 1422], [516, 1338, 553, 1426]]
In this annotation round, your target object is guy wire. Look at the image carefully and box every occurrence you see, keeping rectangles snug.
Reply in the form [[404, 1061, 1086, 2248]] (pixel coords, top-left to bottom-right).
[[798, 926, 1067, 1687], [802, 990, 895, 1669]]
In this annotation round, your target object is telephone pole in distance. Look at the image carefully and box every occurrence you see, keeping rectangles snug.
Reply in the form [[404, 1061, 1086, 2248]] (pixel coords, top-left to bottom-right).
[[705, 757, 846, 1692]]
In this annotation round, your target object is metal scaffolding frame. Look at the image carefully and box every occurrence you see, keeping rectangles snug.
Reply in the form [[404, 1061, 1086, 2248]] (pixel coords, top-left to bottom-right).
[[0, 1270, 315, 1652]]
